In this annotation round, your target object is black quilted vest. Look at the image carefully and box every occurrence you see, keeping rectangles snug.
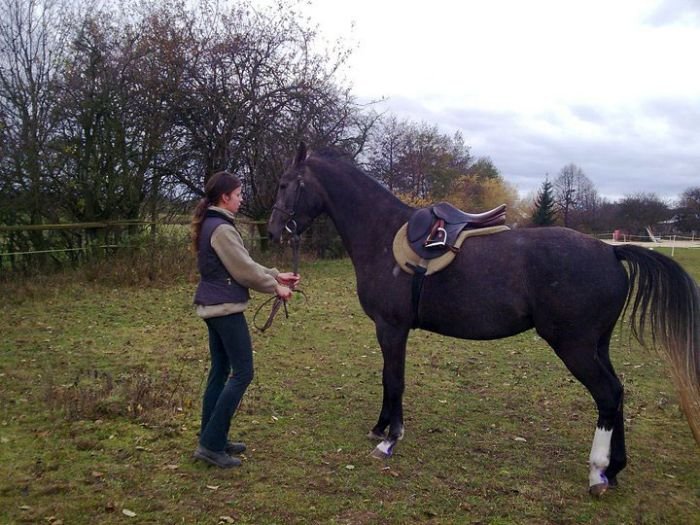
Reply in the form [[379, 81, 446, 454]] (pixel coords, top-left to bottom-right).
[[193, 210, 250, 305]]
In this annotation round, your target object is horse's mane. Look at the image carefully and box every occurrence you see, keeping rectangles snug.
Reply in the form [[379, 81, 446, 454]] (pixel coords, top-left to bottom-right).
[[310, 146, 356, 164], [310, 145, 409, 208]]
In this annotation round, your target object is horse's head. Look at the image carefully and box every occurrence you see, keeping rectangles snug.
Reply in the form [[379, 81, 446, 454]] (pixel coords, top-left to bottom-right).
[[268, 142, 324, 242]]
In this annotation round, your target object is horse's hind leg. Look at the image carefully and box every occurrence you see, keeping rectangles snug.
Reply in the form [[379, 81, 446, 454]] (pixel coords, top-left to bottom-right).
[[369, 321, 409, 458], [551, 329, 625, 496], [595, 338, 627, 486]]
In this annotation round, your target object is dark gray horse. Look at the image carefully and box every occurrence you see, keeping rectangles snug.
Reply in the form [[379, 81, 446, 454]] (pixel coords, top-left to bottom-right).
[[268, 143, 700, 496]]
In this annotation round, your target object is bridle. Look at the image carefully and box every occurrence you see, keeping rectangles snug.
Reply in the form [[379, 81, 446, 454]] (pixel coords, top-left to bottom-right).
[[254, 175, 306, 332], [271, 175, 305, 237]]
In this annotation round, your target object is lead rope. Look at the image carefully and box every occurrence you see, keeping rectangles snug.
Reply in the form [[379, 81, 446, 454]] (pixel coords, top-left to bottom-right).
[[253, 233, 304, 332]]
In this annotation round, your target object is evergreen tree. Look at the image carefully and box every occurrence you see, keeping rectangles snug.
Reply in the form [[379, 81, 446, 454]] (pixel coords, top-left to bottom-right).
[[531, 179, 557, 226]]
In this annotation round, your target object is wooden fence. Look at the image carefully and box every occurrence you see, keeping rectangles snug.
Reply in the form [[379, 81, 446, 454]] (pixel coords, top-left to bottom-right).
[[0, 218, 271, 274]]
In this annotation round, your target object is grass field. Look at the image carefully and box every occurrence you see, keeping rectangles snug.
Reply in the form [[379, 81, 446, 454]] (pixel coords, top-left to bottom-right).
[[1, 247, 699, 524]]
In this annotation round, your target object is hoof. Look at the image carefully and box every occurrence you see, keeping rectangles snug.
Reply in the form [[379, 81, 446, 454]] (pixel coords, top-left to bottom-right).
[[367, 430, 386, 441], [370, 440, 394, 460], [589, 482, 609, 497], [370, 447, 390, 460]]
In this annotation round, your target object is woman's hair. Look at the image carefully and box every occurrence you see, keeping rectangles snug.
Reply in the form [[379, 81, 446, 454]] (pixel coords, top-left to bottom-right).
[[191, 171, 242, 253]]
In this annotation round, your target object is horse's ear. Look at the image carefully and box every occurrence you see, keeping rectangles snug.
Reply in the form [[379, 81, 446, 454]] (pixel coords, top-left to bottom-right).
[[294, 142, 307, 166]]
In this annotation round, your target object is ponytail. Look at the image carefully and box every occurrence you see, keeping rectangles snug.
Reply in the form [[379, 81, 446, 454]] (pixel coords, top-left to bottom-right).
[[190, 197, 210, 253]]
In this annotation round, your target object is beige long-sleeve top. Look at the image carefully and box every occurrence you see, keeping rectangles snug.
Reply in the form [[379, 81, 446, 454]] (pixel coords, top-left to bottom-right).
[[196, 206, 279, 319]]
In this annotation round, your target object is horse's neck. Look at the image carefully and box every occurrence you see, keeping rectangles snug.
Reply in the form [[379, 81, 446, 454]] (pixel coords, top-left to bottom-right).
[[316, 165, 410, 263]]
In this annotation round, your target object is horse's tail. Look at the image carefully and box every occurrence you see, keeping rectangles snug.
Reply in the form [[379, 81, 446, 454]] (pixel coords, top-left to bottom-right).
[[615, 244, 700, 445]]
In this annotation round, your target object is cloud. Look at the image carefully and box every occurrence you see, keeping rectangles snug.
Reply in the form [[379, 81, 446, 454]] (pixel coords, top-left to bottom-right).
[[292, 0, 700, 203], [645, 0, 700, 26], [372, 95, 700, 202]]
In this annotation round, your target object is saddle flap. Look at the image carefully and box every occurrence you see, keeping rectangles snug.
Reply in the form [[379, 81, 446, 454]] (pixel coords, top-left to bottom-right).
[[406, 208, 435, 243]]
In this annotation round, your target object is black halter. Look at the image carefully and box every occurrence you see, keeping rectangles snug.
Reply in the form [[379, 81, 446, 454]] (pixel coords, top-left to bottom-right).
[[272, 176, 305, 235]]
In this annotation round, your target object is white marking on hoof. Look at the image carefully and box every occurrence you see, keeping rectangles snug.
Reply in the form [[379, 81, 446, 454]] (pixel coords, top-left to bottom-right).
[[588, 427, 612, 489], [370, 440, 394, 459]]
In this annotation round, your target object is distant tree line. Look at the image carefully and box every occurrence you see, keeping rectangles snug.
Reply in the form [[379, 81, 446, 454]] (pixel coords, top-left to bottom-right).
[[531, 164, 700, 237]]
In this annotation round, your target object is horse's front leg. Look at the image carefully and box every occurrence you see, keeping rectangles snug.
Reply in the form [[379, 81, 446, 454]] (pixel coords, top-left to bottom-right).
[[369, 321, 408, 459]]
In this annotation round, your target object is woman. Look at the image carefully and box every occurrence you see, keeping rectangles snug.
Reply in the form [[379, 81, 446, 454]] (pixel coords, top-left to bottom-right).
[[191, 171, 299, 468]]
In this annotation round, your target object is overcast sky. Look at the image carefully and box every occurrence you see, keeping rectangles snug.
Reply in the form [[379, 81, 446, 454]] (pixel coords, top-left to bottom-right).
[[259, 0, 700, 201]]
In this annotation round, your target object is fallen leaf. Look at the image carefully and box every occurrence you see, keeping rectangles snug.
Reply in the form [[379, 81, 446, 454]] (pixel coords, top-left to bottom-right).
[[514, 436, 527, 443], [345, 464, 355, 470], [122, 509, 136, 517], [219, 517, 235, 524], [91, 471, 104, 478], [206, 485, 220, 490]]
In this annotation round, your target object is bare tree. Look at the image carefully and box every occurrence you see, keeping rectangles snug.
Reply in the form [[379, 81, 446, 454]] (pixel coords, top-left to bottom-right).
[[0, 0, 70, 225], [552, 163, 600, 230], [364, 114, 406, 192], [170, 0, 371, 220], [553, 164, 582, 227], [0, 0, 76, 266]]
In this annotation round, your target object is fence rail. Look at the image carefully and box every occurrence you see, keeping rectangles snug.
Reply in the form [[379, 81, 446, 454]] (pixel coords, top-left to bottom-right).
[[0, 218, 268, 258], [0, 220, 160, 232], [593, 231, 698, 243], [0, 218, 266, 231]]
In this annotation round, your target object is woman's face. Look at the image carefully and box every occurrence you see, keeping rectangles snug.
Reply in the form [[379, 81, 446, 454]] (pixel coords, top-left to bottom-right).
[[219, 187, 242, 214]]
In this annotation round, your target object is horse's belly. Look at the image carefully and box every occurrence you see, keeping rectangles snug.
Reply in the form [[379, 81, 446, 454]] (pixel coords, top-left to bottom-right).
[[417, 296, 533, 340]]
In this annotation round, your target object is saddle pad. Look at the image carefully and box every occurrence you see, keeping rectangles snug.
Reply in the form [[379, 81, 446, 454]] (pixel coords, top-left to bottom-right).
[[392, 222, 510, 275]]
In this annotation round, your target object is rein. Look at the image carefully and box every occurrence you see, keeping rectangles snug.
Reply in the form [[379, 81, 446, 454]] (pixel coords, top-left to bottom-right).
[[253, 233, 303, 332]]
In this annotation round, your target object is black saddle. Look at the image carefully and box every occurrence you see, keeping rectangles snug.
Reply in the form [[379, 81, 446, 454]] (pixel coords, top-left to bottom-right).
[[407, 202, 507, 260]]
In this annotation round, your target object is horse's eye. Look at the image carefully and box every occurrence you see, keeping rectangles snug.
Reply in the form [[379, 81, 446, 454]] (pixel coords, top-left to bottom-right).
[[280, 183, 288, 190]]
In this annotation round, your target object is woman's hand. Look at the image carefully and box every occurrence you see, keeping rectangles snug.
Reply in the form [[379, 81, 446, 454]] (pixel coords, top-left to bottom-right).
[[276, 272, 300, 289], [275, 283, 293, 301]]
